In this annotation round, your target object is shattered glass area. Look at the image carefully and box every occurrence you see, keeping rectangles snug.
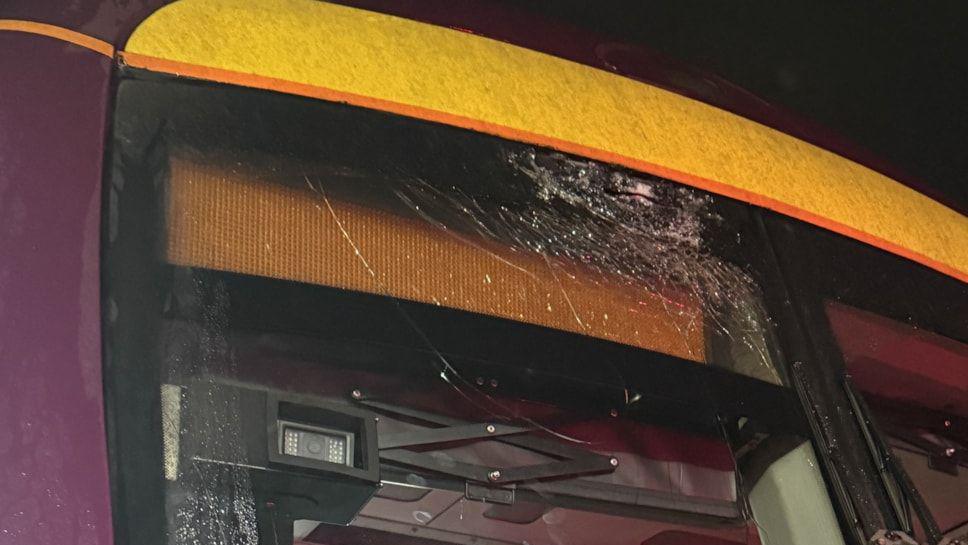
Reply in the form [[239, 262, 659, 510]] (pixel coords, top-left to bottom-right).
[[150, 143, 785, 543], [396, 148, 779, 381], [105, 79, 812, 545], [164, 144, 781, 384]]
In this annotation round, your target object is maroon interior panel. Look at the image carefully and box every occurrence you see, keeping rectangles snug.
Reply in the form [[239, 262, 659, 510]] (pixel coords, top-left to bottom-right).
[[827, 301, 967, 417]]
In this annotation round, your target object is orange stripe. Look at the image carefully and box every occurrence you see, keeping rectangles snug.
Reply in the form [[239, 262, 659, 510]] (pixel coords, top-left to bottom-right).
[[119, 51, 968, 284], [0, 20, 113, 57]]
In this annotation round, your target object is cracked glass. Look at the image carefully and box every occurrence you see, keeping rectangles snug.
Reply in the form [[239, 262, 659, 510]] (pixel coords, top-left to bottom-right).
[[103, 76, 819, 545]]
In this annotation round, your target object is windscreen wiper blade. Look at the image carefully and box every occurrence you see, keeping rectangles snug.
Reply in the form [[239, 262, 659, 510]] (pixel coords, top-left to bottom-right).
[[844, 379, 944, 545]]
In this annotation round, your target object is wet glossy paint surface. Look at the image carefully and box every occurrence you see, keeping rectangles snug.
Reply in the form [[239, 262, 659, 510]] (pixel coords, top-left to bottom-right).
[[0, 0, 166, 45], [0, 33, 113, 544]]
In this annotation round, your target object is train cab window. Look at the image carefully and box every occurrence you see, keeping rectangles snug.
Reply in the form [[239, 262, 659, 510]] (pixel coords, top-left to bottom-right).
[[766, 209, 967, 544], [826, 302, 968, 543], [103, 74, 845, 545]]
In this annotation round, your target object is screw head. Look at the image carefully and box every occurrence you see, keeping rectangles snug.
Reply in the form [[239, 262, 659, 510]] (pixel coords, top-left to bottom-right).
[[944, 419, 952, 428], [350, 389, 363, 400], [609, 457, 620, 467], [475, 377, 485, 386], [488, 470, 502, 481], [485, 424, 497, 434], [489, 378, 499, 388], [944, 447, 956, 457], [609, 409, 619, 418]]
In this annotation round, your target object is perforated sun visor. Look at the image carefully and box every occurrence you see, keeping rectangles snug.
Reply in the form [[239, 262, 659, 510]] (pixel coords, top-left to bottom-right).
[[164, 156, 707, 362]]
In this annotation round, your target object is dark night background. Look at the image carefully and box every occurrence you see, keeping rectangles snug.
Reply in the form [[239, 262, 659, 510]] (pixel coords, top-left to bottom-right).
[[510, 2, 968, 212]]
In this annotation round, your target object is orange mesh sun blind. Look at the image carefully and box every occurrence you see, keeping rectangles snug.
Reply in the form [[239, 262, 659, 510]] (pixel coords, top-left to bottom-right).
[[164, 156, 707, 362]]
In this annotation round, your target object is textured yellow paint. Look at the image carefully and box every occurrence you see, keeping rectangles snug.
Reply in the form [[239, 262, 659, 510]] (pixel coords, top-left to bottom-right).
[[125, 0, 968, 280]]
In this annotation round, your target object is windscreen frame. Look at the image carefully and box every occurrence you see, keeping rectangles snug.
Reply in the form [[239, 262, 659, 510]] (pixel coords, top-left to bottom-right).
[[762, 209, 968, 544], [101, 67, 854, 545]]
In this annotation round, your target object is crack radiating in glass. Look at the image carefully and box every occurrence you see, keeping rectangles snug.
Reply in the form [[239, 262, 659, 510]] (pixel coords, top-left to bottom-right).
[[304, 175, 592, 445], [389, 148, 779, 383]]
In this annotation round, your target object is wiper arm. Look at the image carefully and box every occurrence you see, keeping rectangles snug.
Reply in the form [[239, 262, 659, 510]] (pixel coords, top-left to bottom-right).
[[358, 397, 618, 485], [358, 395, 741, 520], [844, 378, 944, 545], [379, 422, 527, 449]]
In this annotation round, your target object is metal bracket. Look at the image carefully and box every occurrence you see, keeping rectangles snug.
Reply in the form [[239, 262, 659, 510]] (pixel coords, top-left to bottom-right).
[[379, 422, 527, 449], [356, 395, 618, 485], [466, 482, 515, 505]]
